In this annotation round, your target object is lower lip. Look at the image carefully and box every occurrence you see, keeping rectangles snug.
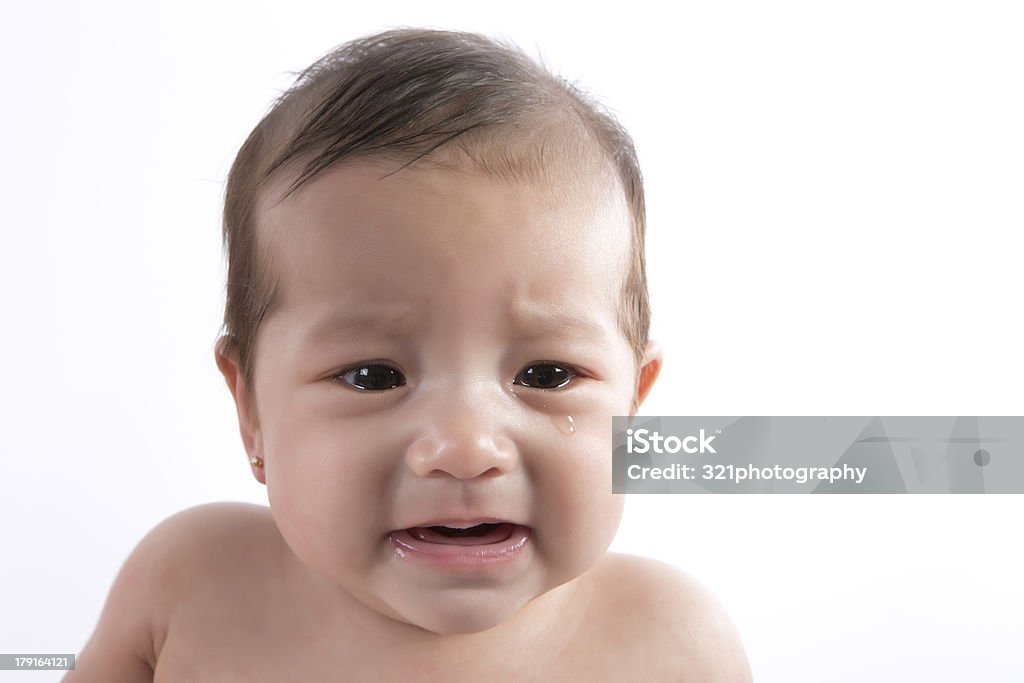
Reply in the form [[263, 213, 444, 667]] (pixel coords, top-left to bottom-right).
[[388, 524, 531, 568]]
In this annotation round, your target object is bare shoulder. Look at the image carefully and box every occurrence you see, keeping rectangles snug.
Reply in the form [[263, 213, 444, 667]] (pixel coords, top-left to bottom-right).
[[127, 502, 278, 602], [143, 501, 277, 567], [67, 503, 276, 682], [588, 553, 753, 683]]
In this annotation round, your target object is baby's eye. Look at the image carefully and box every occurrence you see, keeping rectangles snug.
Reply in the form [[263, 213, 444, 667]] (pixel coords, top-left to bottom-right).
[[514, 363, 576, 390], [333, 363, 406, 391]]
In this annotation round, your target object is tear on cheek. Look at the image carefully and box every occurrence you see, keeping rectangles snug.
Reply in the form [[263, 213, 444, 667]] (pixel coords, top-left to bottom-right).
[[551, 415, 576, 435]]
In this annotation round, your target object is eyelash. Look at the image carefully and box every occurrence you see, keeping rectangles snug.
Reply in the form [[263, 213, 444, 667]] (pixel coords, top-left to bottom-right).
[[513, 361, 580, 391], [330, 362, 407, 392], [329, 361, 584, 392]]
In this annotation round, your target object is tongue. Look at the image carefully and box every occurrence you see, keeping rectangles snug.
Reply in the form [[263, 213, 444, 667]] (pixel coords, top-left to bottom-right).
[[407, 523, 515, 546]]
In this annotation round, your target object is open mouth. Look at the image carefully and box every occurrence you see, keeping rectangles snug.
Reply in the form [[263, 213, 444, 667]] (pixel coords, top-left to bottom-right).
[[407, 522, 516, 546], [388, 521, 531, 563]]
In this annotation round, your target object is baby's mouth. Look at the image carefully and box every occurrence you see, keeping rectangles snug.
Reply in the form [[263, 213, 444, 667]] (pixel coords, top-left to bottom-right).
[[406, 522, 516, 546], [387, 520, 532, 562]]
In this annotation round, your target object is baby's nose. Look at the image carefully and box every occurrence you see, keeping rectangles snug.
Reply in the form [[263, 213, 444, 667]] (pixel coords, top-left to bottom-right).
[[404, 432, 518, 479], [403, 376, 524, 479]]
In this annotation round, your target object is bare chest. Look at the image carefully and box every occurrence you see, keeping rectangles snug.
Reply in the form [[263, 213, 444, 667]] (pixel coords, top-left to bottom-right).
[[150, 542, 682, 682], [154, 638, 652, 683], [151, 600, 662, 683]]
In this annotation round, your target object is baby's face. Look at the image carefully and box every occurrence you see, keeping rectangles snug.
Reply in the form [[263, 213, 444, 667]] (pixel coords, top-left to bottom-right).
[[237, 157, 649, 634]]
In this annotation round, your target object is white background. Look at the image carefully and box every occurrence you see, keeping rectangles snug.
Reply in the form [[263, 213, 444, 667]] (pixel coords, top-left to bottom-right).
[[2, 1, 1022, 681]]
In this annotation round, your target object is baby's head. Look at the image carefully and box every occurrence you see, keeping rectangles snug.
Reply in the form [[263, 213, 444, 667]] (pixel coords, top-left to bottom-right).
[[219, 28, 653, 419], [216, 28, 662, 634]]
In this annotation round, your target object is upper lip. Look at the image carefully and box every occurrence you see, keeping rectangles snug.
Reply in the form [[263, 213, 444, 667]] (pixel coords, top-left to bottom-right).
[[395, 517, 524, 530]]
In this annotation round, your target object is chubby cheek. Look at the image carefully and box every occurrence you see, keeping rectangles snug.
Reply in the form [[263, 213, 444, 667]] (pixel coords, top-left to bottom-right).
[[528, 409, 624, 581], [262, 415, 392, 580]]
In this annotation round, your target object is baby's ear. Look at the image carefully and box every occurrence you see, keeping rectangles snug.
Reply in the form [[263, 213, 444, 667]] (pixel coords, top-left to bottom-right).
[[633, 340, 663, 412], [214, 336, 266, 485]]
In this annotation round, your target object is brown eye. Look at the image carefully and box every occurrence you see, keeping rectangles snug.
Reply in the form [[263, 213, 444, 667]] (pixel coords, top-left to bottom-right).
[[335, 364, 406, 391], [514, 363, 574, 390]]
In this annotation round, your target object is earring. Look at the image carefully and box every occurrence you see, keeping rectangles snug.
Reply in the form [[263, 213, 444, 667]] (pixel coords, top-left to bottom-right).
[[250, 456, 264, 468]]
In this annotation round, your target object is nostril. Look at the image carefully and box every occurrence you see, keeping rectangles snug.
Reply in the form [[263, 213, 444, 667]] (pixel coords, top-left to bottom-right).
[[492, 435, 516, 456], [404, 433, 518, 479], [404, 436, 443, 477]]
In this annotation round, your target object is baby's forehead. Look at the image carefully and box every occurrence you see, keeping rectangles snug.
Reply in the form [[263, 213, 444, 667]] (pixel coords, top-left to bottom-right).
[[257, 147, 630, 255], [254, 156, 633, 321]]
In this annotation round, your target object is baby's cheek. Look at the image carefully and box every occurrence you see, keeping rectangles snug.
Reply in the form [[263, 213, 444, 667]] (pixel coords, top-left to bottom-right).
[[515, 391, 630, 456], [531, 428, 623, 575], [263, 428, 384, 570], [527, 394, 621, 514]]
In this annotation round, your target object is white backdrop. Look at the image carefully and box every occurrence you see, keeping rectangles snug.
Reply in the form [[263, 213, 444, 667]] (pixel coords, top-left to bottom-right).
[[2, 1, 1022, 681]]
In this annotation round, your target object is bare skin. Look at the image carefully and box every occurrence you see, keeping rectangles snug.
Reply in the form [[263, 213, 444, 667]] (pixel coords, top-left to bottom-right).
[[70, 503, 750, 682], [68, 159, 751, 681]]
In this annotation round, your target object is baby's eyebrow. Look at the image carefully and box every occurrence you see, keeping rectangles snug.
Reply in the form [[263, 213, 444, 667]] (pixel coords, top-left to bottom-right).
[[296, 304, 614, 348], [508, 303, 614, 341], [300, 307, 420, 346]]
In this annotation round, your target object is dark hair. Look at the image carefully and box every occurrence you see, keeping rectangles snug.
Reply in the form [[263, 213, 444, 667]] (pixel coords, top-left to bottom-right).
[[219, 28, 649, 419]]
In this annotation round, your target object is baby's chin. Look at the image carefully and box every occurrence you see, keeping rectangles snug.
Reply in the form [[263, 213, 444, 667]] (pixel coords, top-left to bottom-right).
[[380, 580, 545, 636], [377, 538, 614, 637], [403, 599, 526, 636], [363, 565, 577, 638]]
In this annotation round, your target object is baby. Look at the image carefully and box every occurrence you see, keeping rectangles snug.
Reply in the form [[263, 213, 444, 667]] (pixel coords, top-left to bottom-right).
[[69, 29, 751, 681]]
